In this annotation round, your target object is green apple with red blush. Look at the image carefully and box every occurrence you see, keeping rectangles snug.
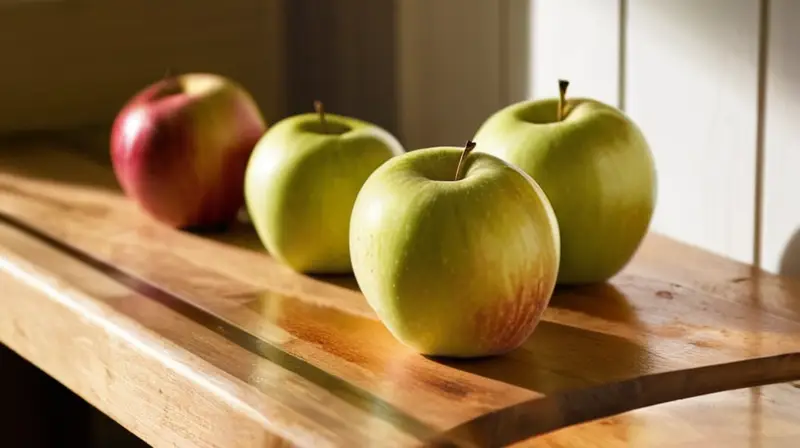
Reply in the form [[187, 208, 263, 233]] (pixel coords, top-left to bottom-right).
[[473, 80, 657, 285], [349, 141, 560, 358], [110, 73, 266, 230]]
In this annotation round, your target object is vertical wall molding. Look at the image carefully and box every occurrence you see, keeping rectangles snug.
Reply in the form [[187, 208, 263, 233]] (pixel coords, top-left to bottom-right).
[[617, 0, 628, 111], [753, 0, 772, 269]]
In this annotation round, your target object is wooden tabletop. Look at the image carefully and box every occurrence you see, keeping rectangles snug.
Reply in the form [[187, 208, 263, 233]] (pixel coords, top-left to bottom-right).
[[536, 382, 800, 448], [1, 141, 800, 447]]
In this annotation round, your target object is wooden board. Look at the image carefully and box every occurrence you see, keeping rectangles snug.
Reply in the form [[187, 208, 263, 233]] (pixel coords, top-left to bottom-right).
[[1, 141, 800, 447], [537, 382, 800, 447]]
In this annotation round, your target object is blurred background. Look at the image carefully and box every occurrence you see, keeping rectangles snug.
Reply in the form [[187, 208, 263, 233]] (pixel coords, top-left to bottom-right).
[[2, 0, 795, 279], [1, 0, 796, 445]]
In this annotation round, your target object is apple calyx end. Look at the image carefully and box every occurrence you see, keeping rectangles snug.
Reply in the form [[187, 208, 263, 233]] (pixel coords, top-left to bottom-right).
[[454, 140, 477, 181]]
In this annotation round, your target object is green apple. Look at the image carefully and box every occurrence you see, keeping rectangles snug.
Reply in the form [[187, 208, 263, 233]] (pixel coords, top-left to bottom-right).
[[473, 80, 657, 285], [245, 101, 404, 274], [349, 142, 560, 358]]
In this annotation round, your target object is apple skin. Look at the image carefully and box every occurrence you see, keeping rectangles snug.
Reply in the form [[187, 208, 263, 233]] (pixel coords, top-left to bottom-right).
[[473, 97, 656, 285], [349, 147, 560, 358], [245, 112, 404, 274], [110, 73, 266, 230]]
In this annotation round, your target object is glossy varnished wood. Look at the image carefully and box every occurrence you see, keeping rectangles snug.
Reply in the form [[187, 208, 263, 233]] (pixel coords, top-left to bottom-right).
[[536, 382, 800, 447], [1, 142, 800, 447]]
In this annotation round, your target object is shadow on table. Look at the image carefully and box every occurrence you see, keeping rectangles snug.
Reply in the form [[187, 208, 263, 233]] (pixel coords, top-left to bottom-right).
[[435, 284, 650, 394], [0, 131, 121, 193], [206, 215, 652, 395]]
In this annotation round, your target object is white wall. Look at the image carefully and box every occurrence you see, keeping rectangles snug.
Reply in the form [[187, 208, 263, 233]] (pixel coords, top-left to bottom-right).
[[762, 0, 800, 276], [399, 0, 798, 274], [528, 0, 622, 107], [625, 0, 761, 266]]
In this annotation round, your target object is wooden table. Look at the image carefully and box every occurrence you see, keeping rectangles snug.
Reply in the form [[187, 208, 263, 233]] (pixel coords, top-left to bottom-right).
[[1, 140, 800, 447]]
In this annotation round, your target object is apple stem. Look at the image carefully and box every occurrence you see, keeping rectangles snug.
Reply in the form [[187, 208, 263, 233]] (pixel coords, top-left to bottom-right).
[[557, 79, 570, 121], [314, 100, 327, 132], [455, 140, 477, 181]]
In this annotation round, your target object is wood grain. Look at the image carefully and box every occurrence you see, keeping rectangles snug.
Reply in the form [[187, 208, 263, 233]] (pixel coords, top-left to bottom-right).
[[536, 382, 800, 448], [0, 220, 420, 447], [1, 142, 800, 446]]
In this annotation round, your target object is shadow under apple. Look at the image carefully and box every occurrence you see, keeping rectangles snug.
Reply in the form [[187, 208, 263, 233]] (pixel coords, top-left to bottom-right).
[[309, 273, 361, 292], [779, 226, 800, 280], [206, 216, 362, 292], [0, 134, 122, 194], [432, 283, 650, 395], [548, 282, 642, 326]]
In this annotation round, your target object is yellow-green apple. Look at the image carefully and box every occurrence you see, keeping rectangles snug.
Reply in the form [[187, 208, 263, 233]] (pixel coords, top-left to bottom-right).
[[245, 102, 403, 274], [349, 141, 560, 358], [111, 73, 266, 230], [473, 80, 657, 285]]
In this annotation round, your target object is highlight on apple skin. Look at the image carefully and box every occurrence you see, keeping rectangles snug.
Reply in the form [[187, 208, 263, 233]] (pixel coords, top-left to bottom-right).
[[110, 72, 267, 231], [473, 80, 657, 285], [244, 102, 404, 275], [349, 142, 561, 358]]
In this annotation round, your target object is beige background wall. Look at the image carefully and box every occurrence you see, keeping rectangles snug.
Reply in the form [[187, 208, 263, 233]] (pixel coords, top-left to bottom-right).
[[0, 0, 285, 131], [283, 1, 398, 137]]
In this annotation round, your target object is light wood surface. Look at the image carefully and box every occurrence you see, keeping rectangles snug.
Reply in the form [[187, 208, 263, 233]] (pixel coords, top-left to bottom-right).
[[536, 382, 800, 448], [1, 141, 800, 447]]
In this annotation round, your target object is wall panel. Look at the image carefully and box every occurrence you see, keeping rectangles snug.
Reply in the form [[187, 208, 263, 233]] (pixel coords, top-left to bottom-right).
[[396, 0, 503, 150], [761, 0, 800, 276], [527, 0, 621, 106], [285, 1, 398, 137], [0, 0, 285, 132], [625, 0, 761, 265]]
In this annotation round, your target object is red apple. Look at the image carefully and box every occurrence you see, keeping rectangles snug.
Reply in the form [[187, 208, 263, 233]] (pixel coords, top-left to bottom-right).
[[110, 73, 267, 230]]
